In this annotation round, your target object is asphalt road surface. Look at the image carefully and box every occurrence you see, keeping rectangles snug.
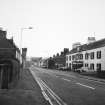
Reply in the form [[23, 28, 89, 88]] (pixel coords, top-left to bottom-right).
[[30, 66, 105, 105]]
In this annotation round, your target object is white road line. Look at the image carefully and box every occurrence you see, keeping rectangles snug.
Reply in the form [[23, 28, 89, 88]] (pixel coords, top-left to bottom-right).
[[41, 80, 67, 105], [62, 78, 71, 82], [42, 82, 62, 105], [30, 70, 53, 105], [82, 77, 105, 84], [76, 83, 95, 90], [30, 70, 67, 105]]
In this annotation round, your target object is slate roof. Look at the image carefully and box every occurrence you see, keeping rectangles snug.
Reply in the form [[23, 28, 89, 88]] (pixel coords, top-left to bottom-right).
[[53, 55, 65, 64], [0, 30, 20, 58], [67, 38, 105, 55]]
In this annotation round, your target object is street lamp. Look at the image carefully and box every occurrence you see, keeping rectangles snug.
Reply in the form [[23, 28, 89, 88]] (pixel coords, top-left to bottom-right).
[[20, 27, 33, 69], [20, 27, 33, 53]]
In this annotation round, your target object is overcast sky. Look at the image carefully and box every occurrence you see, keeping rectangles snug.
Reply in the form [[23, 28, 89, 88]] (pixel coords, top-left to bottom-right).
[[0, 0, 105, 57]]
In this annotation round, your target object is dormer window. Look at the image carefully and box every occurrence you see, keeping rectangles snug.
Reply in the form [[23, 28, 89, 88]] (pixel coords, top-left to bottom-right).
[[77, 47, 80, 52]]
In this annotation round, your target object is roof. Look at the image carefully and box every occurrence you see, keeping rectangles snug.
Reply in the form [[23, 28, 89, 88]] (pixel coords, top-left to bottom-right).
[[0, 30, 20, 52], [53, 55, 65, 65], [67, 38, 105, 55], [0, 38, 13, 48], [0, 30, 21, 59]]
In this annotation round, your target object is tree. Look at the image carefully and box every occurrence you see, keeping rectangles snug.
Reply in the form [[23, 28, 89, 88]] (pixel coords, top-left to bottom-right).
[[48, 57, 55, 69]]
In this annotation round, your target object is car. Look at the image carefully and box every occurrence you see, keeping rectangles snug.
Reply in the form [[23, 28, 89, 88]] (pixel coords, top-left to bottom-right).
[[58, 66, 68, 71], [75, 67, 90, 73]]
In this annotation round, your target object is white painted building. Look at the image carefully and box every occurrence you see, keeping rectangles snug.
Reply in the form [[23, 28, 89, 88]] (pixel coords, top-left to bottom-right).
[[66, 37, 105, 72]]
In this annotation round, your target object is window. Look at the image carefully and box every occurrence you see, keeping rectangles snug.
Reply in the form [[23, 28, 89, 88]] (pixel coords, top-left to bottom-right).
[[66, 56, 68, 61], [85, 53, 89, 59], [97, 51, 101, 59], [90, 52, 94, 59], [69, 63, 71, 68], [85, 63, 88, 67], [97, 63, 101, 71], [80, 54, 83, 59], [76, 54, 79, 60], [69, 56, 71, 61], [90, 63, 94, 70], [66, 63, 68, 67], [72, 55, 75, 60]]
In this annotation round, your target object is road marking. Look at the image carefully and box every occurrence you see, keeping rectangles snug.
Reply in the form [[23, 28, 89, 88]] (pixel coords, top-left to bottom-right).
[[30, 70, 53, 105], [62, 78, 71, 82], [81, 77, 105, 84], [76, 83, 95, 90], [63, 74, 76, 78], [41, 80, 67, 105], [30, 70, 67, 105]]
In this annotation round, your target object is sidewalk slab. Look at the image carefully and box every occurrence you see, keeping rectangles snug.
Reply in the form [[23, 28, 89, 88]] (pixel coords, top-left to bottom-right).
[[0, 68, 50, 105]]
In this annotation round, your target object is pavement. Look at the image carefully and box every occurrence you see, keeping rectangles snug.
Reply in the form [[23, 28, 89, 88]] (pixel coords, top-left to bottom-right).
[[0, 66, 105, 105], [0, 68, 50, 105]]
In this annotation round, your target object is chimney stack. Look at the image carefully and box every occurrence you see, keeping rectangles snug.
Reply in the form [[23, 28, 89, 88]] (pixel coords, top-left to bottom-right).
[[0, 28, 7, 39]]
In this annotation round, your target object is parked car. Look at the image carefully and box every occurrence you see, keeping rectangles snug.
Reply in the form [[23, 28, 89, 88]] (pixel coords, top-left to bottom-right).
[[76, 67, 90, 73], [58, 66, 68, 71]]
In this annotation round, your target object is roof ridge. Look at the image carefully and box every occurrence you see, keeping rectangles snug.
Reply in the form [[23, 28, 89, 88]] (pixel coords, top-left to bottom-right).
[[67, 38, 105, 55]]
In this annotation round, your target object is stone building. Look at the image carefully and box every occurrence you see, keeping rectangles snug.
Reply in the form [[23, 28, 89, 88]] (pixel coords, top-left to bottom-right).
[[66, 37, 105, 72]]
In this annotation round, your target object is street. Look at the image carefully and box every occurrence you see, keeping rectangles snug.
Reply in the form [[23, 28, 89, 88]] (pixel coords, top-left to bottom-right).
[[30, 66, 105, 105]]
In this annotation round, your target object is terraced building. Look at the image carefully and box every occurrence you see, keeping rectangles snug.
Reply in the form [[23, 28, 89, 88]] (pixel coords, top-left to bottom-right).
[[66, 37, 105, 73]]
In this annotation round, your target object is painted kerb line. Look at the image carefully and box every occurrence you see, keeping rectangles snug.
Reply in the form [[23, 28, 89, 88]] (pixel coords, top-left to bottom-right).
[[30, 69, 67, 105], [76, 83, 95, 90], [40, 79, 67, 105], [30, 70, 53, 105], [62, 78, 71, 82]]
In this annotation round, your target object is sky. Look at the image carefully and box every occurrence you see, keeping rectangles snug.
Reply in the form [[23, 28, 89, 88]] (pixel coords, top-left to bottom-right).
[[0, 0, 105, 58]]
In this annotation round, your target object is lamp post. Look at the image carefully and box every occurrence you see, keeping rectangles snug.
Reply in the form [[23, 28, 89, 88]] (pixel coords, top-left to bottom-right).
[[20, 27, 33, 68], [20, 27, 33, 53]]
